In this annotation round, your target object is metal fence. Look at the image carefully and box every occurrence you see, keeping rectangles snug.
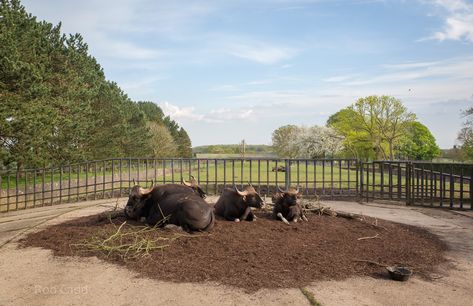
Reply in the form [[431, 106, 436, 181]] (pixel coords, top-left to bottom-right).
[[1, 158, 472, 212]]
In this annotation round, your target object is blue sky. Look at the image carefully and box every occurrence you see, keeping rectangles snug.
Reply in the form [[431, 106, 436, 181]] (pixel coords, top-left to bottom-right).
[[22, 0, 473, 148]]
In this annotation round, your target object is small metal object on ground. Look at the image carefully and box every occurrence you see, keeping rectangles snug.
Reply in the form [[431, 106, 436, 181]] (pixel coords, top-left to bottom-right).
[[386, 266, 412, 281]]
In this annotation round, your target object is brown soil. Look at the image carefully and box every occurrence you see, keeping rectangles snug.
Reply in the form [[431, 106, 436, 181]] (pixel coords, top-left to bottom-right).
[[19, 212, 447, 292]]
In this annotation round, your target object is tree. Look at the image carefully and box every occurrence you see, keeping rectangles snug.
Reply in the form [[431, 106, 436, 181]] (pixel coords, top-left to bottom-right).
[[0, 0, 194, 168], [175, 127, 192, 158], [349, 96, 416, 160], [457, 107, 473, 160], [327, 109, 376, 160], [147, 122, 178, 158], [295, 126, 344, 158], [398, 122, 440, 160], [271, 125, 301, 158]]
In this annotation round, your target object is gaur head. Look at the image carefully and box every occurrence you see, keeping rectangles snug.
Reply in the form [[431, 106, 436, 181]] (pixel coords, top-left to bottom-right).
[[235, 184, 264, 208], [182, 175, 206, 198], [124, 182, 154, 219], [272, 186, 301, 206]]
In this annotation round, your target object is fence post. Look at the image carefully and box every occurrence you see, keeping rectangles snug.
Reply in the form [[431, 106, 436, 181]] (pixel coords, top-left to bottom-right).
[[406, 162, 412, 205], [284, 159, 291, 189], [359, 162, 364, 199]]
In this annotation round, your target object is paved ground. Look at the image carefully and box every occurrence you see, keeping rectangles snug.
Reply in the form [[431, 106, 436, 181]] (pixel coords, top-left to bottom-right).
[[1, 198, 473, 306]]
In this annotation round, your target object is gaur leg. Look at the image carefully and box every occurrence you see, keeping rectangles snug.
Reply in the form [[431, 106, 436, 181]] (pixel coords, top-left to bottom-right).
[[245, 210, 257, 222], [302, 214, 308, 222], [276, 212, 290, 225], [224, 209, 240, 222], [287, 206, 300, 223], [240, 206, 252, 221]]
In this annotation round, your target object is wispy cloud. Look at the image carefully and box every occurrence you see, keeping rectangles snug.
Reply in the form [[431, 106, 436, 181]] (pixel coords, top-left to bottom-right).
[[217, 35, 299, 64], [323, 56, 473, 86], [423, 0, 473, 43]]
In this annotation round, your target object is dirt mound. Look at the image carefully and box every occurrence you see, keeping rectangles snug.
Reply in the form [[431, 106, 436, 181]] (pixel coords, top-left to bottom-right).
[[20, 212, 447, 292]]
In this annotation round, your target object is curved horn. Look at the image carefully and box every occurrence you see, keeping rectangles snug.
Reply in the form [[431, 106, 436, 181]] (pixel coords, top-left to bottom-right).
[[138, 186, 154, 196], [181, 177, 192, 187], [234, 185, 247, 197], [295, 185, 300, 194], [149, 179, 154, 188], [277, 186, 286, 193]]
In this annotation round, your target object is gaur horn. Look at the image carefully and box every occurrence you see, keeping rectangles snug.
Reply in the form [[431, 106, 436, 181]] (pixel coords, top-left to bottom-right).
[[235, 185, 248, 196], [277, 186, 286, 193], [182, 177, 192, 187], [138, 186, 154, 196]]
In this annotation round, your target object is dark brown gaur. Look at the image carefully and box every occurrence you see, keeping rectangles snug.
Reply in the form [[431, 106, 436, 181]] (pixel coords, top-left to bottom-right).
[[124, 180, 214, 232], [272, 186, 308, 225], [214, 184, 264, 222]]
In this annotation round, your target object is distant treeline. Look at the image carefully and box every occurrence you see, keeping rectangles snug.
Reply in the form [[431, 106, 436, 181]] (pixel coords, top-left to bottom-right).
[[0, 0, 191, 170], [193, 144, 274, 155]]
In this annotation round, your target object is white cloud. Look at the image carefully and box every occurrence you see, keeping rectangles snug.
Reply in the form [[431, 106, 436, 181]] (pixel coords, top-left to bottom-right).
[[159, 102, 204, 122], [159, 102, 258, 124], [425, 0, 473, 42]]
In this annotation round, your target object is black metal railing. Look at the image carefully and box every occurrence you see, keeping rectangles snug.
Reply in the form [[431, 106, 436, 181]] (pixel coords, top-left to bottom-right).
[[1, 158, 472, 212]]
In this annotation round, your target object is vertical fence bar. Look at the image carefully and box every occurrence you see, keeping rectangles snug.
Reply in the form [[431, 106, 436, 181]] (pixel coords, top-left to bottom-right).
[[339, 160, 342, 195], [460, 166, 464, 209], [214, 159, 218, 193], [250, 160, 253, 186], [24, 170, 28, 209], [296, 160, 300, 189], [397, 163, 402, 201], [197, 159, 200, 185], [450, 165, 454, 208], [439, 165, 444, 207], [405, 163, 411, 205], [305, 160, 309, 195], [366, 163, 370, 202], [322, 161, 325, 196], [59, 166, 63, 204], [314, 160, 317, 195], [163, 160, 166, 184], [470, 166, 473, 210], [330, 160, 334, 200], [119, 159, 123, 196], [50, 167, 54, 205], [104, 160, 107, 198], [76, 164, 79, 202], [275, 160, 279, 189], [388, 163, 393, 200], [33, 169, 37, 207], [84, 163, 89, 201], [380, 162, 385, 199], [257, 160, 261, 193], [206, 159, 209, 193], [67, 165, 71, 203], [421, 164, 425, 206], [372, 162, 375, 200], [232, 160, 235, 186], [94, 162, 97, 200], [111, 160, 115, 198], [15, 171, 19, 210], [240, 159, 244, 188], [154, 159, 157, 184], [7, 173, 11, 211], [223, 160, 226, 188], [347, 160, 351, 196], [355, 161, 359, 197], [430, 164, 434, 206], [266, 160, 270, 195]]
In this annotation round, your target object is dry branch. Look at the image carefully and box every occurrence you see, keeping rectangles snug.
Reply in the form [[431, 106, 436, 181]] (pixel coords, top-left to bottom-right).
[[357, 233, 380, 241]]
